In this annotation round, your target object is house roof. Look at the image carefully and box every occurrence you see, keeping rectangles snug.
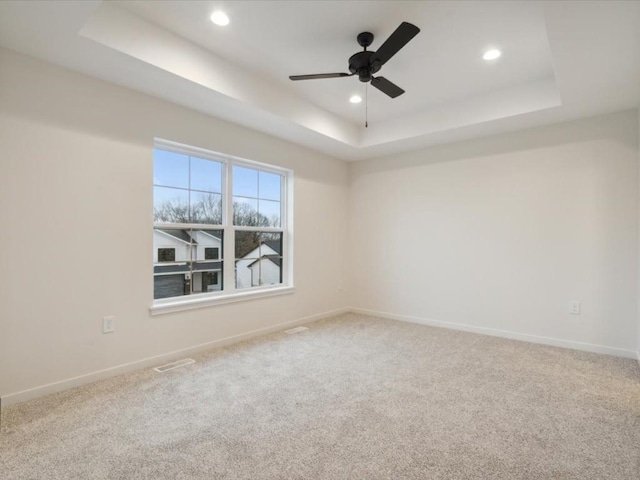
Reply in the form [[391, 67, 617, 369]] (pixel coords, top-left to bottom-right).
[[156, 229, 194, 244], [247, 256, 282, 268], [156, 229, 222, 245], [236, 238, 282, 260], [264, 240, 281, 255], [197, 230, 223, 241]]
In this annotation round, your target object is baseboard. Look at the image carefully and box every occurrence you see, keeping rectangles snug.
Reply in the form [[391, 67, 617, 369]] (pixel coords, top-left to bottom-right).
[[1, 307, 349, 407], [350, 307, 638, 360]]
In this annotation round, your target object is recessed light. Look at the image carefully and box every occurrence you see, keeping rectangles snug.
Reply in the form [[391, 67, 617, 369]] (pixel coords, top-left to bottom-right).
[[210, 11, 230, 26], [349, 95, 362, 104], [483, 49, 501, 61]]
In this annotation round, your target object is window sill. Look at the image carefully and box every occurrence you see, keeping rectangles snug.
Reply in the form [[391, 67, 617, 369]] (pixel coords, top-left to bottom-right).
[[149, 286, 295, 316]]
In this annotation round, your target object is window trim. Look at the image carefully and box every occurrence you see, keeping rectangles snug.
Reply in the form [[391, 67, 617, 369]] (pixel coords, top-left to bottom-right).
[[151, 138, 294, 312], [150, 285, 296, 316]]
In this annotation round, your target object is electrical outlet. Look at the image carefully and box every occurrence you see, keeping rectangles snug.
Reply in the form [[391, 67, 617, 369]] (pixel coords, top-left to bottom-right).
[[569, 301, 580, 315], [103, 316, 115, 333]]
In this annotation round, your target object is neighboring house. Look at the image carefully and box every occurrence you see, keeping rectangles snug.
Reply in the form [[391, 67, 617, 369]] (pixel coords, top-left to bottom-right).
[[154, 231, 282, 298], [153, 229, 222, 299], [247, 256, 281, 287], [235, 240, 282, 289]]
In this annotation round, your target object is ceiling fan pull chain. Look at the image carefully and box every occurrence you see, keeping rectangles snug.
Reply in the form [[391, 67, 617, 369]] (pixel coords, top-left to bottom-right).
[[365, 83, 368, 128]]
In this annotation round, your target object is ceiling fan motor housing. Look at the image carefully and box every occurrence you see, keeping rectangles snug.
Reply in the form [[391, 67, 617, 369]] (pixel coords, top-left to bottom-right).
[[349, 50, 382, 82], [349, 32, 382, 82]]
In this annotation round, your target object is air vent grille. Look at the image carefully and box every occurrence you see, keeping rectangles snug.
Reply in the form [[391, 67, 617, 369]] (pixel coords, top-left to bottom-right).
[[154, 358, 195, 373]]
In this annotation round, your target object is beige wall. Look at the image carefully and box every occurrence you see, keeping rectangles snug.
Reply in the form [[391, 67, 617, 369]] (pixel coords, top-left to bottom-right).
[[1, 47, 639, 404], [0, 49, 349, 400], [349, 110, 639, 357]]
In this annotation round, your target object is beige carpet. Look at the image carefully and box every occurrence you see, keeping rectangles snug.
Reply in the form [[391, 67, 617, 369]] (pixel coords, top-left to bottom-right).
[[1, 313, 639, 479]]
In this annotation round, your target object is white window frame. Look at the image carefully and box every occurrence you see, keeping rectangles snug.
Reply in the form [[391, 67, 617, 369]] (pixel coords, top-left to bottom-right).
[[150, 139, 294, 315]]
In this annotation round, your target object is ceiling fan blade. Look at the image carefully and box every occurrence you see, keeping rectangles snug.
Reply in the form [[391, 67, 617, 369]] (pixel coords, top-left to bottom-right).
[[371, 76, 405, 98], [372, 22, 420, 66], [289, 73, 353, 81]]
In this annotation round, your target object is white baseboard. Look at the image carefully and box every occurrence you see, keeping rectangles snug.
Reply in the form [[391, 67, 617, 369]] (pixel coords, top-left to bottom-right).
[[1, 307, 349, 407], [350, 307, 638, 360]]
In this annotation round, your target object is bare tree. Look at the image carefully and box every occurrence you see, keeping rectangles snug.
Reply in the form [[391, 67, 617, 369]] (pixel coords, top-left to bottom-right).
[[191, 194, 222, 224], [232, 201, 270, 227], [154, 199, 189, 223]]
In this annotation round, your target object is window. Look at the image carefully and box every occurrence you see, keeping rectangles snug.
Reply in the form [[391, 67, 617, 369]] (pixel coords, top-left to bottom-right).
[[152, 140, 291, 307], [157, 248, 176, 262]]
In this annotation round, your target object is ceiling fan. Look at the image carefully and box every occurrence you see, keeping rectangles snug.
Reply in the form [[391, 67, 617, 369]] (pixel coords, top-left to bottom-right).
[[289, 22, 420, 99]]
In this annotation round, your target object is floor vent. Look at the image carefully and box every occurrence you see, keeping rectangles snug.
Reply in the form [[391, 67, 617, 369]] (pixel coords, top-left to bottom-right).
[[153, 358, 196, 373], [285, 326, 309, 334]]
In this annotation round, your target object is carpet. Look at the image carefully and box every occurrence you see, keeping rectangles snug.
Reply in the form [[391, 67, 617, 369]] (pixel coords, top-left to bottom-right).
[[1, 313, 639, 479]]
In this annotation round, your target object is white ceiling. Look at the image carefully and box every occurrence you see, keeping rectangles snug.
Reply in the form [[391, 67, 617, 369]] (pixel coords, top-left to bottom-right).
[[0, 1, 639, 161]]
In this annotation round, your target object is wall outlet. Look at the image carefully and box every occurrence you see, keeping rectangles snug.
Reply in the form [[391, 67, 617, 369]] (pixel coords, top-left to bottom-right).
[[102, 316, 115, 333], [568, 301, 580, 315]]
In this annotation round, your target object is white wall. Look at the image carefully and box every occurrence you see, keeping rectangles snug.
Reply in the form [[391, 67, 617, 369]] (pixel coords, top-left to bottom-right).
[[350, 110, 639, 357], [0, 49, 349, 401]]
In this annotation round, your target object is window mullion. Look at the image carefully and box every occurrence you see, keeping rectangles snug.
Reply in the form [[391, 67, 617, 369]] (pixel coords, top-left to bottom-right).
[[223, 161, 235, 294], [283, 171, 292, 286], [233, 227, 284, 233]]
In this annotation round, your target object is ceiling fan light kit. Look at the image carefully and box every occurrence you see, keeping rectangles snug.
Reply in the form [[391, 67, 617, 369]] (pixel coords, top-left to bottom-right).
[[289, 21, 420, 100]]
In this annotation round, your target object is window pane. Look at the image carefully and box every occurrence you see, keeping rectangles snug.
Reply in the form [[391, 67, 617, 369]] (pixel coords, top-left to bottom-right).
[[193, 270, 222, 293], [192, 266, 223, 293], [259, 171, 281, 201], [190, 192, 222, 224], [190, 156, 222, 193], [233, 166, 258, 198], [154, 149, 189, 189], [259, 200, 281, 227], [153, 227, 191, 299], [153, 228, 224, 299], [235, 232, 282, 290], [154, 273, 191, 299], [259, 233, 282, 258], [256, 257, 282, 286], [154, 228, 192, 261], [233, 197, 259, 226], [191, 229, 224, 293], [235, 230, 260, 259], [154, 187, 189, 224]]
